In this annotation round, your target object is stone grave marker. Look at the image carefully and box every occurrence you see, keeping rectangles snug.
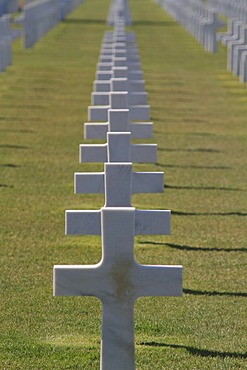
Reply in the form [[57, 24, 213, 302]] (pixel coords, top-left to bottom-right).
[[80, 132, 157, 163], [84, 108, 153, 140], [54, 161, 182, 370], [88, 91, 150, 122]]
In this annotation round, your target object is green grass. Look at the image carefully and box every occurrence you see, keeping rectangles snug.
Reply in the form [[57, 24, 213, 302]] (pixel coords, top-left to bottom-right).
[[0, 0, 246, 368]]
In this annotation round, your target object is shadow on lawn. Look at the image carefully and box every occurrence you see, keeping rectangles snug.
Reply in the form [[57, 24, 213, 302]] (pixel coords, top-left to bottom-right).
[[183, 289, 247, 298], [0, 184, 13, 188], [138, 241, 247, 253], [138, 342, 247, 359], [158, 147, 221, 153], [172, 210, 247, 216], [165, 184, 242, 191], [63, 18, 106, 25], [0, 144, 29, 150], [132, 20, 177, 27], [0, 128, 35, 133], [0, 164, 20, 168], [156, 162, 230, 170]]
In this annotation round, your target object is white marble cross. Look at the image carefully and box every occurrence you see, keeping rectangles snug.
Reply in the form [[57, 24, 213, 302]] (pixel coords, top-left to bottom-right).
[[54, 207, 182, 370], [91, 78, 148, 106], [84, 108, 152, 140], [88, 91, 150, 122], [80, 132, 157, 163], [99, 51, 140, 63], [75, 162, 164, 198]]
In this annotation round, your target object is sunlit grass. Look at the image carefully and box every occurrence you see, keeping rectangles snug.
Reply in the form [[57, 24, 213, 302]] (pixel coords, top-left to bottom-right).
[[0, 0, 246, 368]]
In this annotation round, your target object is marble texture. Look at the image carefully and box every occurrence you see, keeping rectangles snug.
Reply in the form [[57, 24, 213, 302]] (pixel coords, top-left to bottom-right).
[[0, 15, 12, 72], [110, 91, 128, 108], [97, 60, 141, 70], [54, 208, 182, 369], [94, 80, 146, 93], [96, 69, 143, 81], [84, 109, 153, 140], [227, 26, 247, 72], [107, 132, 131, 162], [99, 53, 140, 63], [159, 0, 222, 53], [65, 210, 101, 235], [104, 30, 136, 43], [80, 132, 157, 163], [74, 170, 164, 195], [91, 90, 147, 106], [239, 50, 247, 82], [92, 78, 147, 98], [89, 91, 150, 122], [74, 162, 164, 197]]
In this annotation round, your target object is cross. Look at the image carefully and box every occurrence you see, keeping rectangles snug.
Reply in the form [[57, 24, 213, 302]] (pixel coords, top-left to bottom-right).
[[94, 78, 145, 93], [199, 11, 225, 53], [99, 50, 140, 63], [91, 77, 148, 107], [80, 132, 157, 163], [74, 162, 164, 198], [84, 107, 153, 140], [88, 90, 150, 123], [97, 58, 142, 72], [54, 207, 182, 370], [68, 161, 168, 232]]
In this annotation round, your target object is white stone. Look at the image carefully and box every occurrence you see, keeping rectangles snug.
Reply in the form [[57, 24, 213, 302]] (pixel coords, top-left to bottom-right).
[[74, 162, 164, 196], [93, 79, 146, 93], [80, 132, 157, 163], [23, 0, 85, 48], [88, 91, 150, 122], [54, 208, 182, 369], [99, 53, 140, 63], [96, 69, 143, 81], [239, 50, 247, 82], [84, 109, 153, 140], [91, 79, 148, 105], [65, 210, 101, 235], [0, 15, 12, 72]]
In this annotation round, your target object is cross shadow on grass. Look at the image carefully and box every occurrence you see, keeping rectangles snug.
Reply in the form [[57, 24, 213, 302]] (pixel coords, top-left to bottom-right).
[[158, 147, 221, 153], [0, 128, 35, 133], [138, 342, 247, 359], [0, 164, 20, 168], [165, 184, 242, 191], [183, 289, 247, 298], [138, 241, 247, 253], [133, 20, 178, 27], [172, 210, 247, 216], [63, 18, 106, 25], [0, 144, 29, 150], [156, 162, 230, 170], [0, 184, 13, 188]]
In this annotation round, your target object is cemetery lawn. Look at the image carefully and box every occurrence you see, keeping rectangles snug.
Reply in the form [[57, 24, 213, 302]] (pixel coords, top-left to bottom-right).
[[0, 0, 246, 368]]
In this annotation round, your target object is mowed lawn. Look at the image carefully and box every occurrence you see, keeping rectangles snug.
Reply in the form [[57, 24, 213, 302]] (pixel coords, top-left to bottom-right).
[[0, 0, 246, 368]]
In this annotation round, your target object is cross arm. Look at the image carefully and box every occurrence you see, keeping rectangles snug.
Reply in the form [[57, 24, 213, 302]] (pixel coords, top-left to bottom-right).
[[132, 172, 164, 193], [80, 144, 107, 162], [135, 210, 171, 235], [66, 210, 101, 235], [84, 122, 108, 139], [134, 264, 183, 298], [54, 264, 104, 297], [74, 172, 104, 194]]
